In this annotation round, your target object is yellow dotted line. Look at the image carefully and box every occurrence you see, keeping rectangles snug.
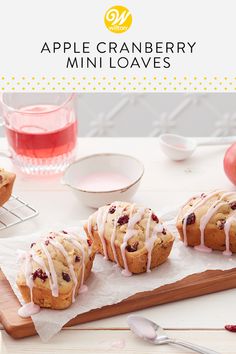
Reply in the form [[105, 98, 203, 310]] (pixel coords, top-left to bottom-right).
[[0, 76, 234, 82], [0, 76, 235, 92], [0, 87, 234, 91]]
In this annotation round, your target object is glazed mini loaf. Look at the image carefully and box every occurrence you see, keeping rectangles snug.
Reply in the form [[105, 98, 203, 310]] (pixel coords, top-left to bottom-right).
[[176, 190, 236, 255], [84, 201, 174, 276], [0, 168, 16, 206], [16, 230, 95, 312]]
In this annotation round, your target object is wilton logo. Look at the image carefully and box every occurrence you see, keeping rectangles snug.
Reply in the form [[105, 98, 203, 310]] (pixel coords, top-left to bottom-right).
[[104, 5, 132, 33]]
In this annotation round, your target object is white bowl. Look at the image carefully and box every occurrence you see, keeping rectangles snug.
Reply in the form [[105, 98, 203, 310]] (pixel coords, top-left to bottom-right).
[[61, 153, 144, 208]]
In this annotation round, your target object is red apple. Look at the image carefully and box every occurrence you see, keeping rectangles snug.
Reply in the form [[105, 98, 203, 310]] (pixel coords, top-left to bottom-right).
[[224, 142, 236, 185]]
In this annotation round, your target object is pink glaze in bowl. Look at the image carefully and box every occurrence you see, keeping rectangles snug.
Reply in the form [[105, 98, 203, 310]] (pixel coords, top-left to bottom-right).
[[61, 153, 144, 208]]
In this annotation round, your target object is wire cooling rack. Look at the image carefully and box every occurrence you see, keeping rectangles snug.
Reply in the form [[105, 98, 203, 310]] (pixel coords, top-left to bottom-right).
[[0, 195, 38, 230]]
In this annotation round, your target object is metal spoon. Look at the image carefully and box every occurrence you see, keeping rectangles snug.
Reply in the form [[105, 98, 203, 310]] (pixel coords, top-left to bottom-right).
[[159, 133, 236, 161], [127, 315, 221, 354]]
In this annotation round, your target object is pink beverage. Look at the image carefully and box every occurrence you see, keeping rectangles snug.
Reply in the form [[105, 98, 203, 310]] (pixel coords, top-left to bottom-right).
[[77, 172, 131, 191], [1, 93, 77, 174], [5, 105, 77, 158]]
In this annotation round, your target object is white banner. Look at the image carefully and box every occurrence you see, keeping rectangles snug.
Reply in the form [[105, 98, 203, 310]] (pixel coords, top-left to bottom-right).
[[0, 0, 235, 92]]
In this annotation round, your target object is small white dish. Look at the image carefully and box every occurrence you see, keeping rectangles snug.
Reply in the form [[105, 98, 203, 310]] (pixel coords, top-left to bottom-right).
[[159, 133, 236, 161], [61, 153, 144, 208], [159, 133, 196, 161]]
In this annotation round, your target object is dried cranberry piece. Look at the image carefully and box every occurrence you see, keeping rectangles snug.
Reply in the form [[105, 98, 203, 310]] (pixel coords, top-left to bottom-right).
[[109, 205, 116, 214], [201, 193, 206, 198], [151, 213, 159, 223], [45, 240, 49, 246], [217, 219, 226, 230], [126, 242, 139, 252], [225, 324, 236, 332], [30, 242, 36, 248], [32, 268, 48, 282], [75, 255, 80, 262], [87, 239, 92, 247], [229, 201, 236, 210], [186, 213, 196, 225], [62, 230, 68, 234], [117, 215, 129, 225], [162, 228, 167, 235], [62, 272, 71, 282]]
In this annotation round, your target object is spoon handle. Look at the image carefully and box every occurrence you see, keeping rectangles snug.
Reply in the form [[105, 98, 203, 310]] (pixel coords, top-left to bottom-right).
[[197, 136, 236, 146], [170, 338, 221, 354]]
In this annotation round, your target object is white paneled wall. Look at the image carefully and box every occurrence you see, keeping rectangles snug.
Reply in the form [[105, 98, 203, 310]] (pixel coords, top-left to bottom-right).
[[76, 93, 236, 137], [1, 93, 236, 137]]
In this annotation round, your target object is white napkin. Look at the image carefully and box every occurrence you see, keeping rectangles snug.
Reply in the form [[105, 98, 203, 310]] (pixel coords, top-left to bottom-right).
[[0, 208, 236, 341]]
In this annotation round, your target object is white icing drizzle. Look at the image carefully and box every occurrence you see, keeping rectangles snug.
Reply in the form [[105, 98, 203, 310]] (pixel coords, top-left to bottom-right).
[[195, 192, 235, 253], [223, 212, 236, 256], [91, 203, 166, 276], [182, 190, 236, 255], [24, 253, 34, 301], [18, 253, 40, 318], [182, 190, 224, 246], [92, 202, 125, 267], [49, 239, 78, 302], [196, 202, 224, 253], [87, 215, 93, 237], [30, 250, 53, 291], [144, 211, 152, 272], [110, 202, 125, 265], [145, 211, 152, 241], [120, 205, 145, 277], [18, 231, 89, 317], [18, 302, 40, 318], [110, 221, 119, 264], [146, 222, 164, 272], [40, 242, 59, 297], [96, 207, 110, 259], [62, 232, 87, 294]]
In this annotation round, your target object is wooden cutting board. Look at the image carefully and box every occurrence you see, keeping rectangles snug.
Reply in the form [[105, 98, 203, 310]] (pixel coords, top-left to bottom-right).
[[1, 268, 236, 339]]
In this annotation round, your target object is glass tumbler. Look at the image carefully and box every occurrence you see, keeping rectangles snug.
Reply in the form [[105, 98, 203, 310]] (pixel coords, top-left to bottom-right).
[[0, 93, 77, 175]]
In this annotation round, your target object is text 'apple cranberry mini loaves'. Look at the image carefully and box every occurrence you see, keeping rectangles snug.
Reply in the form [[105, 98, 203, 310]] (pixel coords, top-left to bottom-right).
[[0, 168, 16, 206], [16, 230, 95, 317], [84, 201, 174, 276], [176, 190, 236, 255]]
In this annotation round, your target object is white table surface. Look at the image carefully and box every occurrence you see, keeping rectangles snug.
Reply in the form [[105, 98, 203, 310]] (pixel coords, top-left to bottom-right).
[[0, 137, 235, 353]]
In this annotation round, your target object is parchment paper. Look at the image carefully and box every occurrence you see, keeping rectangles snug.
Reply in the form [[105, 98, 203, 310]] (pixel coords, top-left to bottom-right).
[[0, 208, 235, 341]]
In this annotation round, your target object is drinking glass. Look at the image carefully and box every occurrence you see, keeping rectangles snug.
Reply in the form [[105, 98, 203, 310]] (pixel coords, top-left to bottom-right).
[[0, 93, 77, 174]]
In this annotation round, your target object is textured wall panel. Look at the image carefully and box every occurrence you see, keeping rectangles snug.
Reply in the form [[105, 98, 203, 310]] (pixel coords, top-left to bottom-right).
[[1, 93, 235, 137]]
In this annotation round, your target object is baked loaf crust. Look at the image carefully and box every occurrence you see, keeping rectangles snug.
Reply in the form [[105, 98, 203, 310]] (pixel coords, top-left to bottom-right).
[[0, 168, 16, 206], [176, 190, 236, 255], [16, 231, 95, 310], [84, 201, 174, 276]]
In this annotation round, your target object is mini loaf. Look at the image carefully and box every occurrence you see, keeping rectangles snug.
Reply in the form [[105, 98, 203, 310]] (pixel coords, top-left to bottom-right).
[[16, 230, 95, 312], [176, 190, 236, 255], [84, 201, 174, 276], [0, 168, 16, 206]]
